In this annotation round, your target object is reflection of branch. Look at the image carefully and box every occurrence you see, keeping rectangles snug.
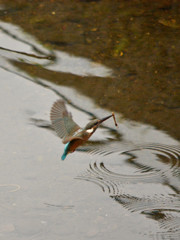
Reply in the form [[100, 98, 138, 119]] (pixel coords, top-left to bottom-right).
[[0, 23, 57, 68], [0, 25, 49, 55], [0, 63, 120, 139], [0, 63, 94, 116], [111, 194, 180, 212], [34, 77, 96, 118], [111, 193, 180, 239], [0, 46, 54, 60]]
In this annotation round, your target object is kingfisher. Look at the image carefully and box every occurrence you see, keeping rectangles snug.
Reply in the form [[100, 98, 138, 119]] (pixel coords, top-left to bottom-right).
[[50, 99, 118, 160]]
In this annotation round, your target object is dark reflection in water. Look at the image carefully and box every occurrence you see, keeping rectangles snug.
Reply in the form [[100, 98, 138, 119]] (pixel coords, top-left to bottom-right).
[[77, 143, 180, 239], [0, 0, 180, 139]]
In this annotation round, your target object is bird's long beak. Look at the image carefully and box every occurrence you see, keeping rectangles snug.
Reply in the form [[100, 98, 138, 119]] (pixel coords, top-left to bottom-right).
[[99, 114, 113, 124]]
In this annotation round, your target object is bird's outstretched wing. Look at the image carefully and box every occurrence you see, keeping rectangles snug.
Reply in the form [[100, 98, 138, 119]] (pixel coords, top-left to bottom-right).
[[50, 100, 81, 142]]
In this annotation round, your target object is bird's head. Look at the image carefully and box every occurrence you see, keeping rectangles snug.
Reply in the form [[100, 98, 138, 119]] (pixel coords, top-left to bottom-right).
[[84, 114, 113, 132]]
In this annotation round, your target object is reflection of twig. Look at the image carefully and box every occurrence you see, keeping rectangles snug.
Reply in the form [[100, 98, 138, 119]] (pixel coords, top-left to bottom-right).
[[0, 25, 48, 55], [0, 184, 21, 192], [0, 23, 56, 68], [0, 63, 95, 117], [0, 46, 54, 60], [35, 78, 95, 117], [0, 22, 116, 131], [0, 62, 120, 139]]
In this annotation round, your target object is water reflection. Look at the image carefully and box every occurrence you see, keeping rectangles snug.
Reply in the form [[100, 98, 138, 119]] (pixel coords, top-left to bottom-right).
[[77, 142, 180, 239], [30, 82, 180, 238], [0, 21, 112, 78], [46, 50, 112, 77], [0, 20, 180, 240], [32, 87, 180, 239]]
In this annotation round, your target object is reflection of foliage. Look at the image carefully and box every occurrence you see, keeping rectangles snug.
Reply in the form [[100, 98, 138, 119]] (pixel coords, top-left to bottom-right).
[[0, 0, 180, 140]]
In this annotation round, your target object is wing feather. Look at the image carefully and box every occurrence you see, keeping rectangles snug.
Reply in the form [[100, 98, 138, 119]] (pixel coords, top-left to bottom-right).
[[50, 100, 81, 140]]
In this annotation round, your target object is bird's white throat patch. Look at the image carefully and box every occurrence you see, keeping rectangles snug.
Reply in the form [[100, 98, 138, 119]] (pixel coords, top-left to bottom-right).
[[86, 129, 94, 133]]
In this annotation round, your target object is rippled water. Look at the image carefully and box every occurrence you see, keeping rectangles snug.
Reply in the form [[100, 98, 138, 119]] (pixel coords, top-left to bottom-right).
[[77, 143, 180, 239], [0, 16, 179, 240]]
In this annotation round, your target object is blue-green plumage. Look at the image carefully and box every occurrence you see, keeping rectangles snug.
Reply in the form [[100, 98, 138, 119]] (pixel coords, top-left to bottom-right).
[[61, 142, 70, 160]]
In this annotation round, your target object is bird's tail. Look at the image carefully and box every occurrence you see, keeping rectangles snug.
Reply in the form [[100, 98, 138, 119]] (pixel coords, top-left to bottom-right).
[[61, 142, 70, 160], [61, 152, 67, 160]]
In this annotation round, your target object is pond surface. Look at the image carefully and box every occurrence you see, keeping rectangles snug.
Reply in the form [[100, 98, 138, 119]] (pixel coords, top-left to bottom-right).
[[0, 1, 180, 240]]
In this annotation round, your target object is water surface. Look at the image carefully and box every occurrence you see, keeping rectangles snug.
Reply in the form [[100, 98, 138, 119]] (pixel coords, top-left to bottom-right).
[[0, 1, 180, 240]]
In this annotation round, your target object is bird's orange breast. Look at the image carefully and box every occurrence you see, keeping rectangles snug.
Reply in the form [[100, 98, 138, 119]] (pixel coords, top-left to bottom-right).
[[68, 139, 85, 153]]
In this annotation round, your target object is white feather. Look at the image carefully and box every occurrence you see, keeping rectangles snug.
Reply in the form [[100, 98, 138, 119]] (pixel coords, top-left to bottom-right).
[[86, 129, 94, 133]]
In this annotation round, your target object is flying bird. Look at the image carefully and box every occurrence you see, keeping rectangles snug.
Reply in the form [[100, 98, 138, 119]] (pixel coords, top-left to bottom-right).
[[50, 99, 118, 160]]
